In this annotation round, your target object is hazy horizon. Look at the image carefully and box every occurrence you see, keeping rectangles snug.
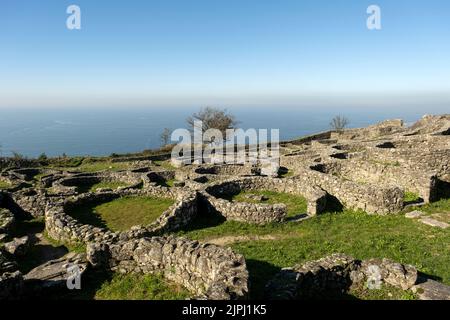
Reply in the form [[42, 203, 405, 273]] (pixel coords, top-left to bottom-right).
[[1, 0, 449, 109]]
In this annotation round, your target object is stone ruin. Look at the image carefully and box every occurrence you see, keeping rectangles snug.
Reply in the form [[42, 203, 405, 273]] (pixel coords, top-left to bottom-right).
[[265, 253, 418, 299], [0, 114, 449, 300]]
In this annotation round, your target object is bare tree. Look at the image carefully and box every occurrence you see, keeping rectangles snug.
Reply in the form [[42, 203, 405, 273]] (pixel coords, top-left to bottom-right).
[[187, 107, 238, 142], [160, 128, 172, 147], [330, 115, 349, 132]]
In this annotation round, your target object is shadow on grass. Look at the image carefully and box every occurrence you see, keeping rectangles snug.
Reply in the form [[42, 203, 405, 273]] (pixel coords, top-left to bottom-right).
[[66, 203, 109, 230], [39, 269, 114, 300], [323, 194, 344, 214], [245, 259, 281, 299], [179, 209, 226, 232]]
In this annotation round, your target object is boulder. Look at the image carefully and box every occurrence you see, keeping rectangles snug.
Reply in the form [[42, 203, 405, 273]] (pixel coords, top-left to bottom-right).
[[24, 252, 89, 291], [0, 208, 15, 234], [405, 210, 423, 219], [4, 236, 31, 257], [419, 217, 449, 229]]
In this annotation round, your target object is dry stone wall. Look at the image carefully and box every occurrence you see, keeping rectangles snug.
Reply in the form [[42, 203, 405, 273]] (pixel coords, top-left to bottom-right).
[[265, 253, 418, 299], [45, 188, 198, 246], [203, 176, 327, 222], [87, 236, 249, 300]]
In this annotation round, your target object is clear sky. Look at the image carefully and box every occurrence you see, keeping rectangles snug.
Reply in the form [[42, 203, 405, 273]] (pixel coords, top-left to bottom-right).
[[1, 0, 449, 109]]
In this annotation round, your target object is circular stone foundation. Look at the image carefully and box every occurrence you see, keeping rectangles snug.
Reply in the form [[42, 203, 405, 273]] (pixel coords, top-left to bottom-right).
[[45, 188, 198, 245], [66, 195, 175, 232], [51, 171, 143, 195], [201, 176, 327, 224]]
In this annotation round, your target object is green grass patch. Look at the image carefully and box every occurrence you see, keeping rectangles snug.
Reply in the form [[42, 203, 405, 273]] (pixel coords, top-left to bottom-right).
[[43, 231, 87, 254], [67, 196, 175, 232], [78, 181, 130, 193], [0, 180, 12, 189], [404, 191, 421, 203], [347, 282, 417, 300], [153, 160, 176, 170], [94, 273, 191, 300], [231, 190, 307, 217], [176, 201, 450, 299], [155, 179, 176, 188], [49, 158, 132, 173]]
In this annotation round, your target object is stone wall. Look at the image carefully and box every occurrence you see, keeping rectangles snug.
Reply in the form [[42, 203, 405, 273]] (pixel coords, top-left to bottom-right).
[[52, 171, 143, 194], [45, 188, 198, 246], [87, 236, 249, 300], [265, 253, 418, 299], [295, 167, 404, 215], [203, 176, 327, 222], [321, 159, 437, 203], [0, 250, 23, 299]]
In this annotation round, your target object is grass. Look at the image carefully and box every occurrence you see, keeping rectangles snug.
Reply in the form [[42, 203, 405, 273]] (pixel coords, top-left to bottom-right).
[[0, 180, 12, 189], [94, 273, 191, 300], [153, 160, 176, 170], [404, 191, 422, 203], [78, 181, 130, 193], [48, 158, 132, 173], [67, 196, 175, 231], [230, 190, 307, 217], [155, 179, 176, 188], [43, 231, 87, 253], [176, 201, 450, 299], [347, 282, 417, 300]]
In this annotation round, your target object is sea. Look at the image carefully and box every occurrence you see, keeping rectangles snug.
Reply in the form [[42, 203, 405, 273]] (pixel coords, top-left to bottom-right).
[[0, 106, 446, 158]]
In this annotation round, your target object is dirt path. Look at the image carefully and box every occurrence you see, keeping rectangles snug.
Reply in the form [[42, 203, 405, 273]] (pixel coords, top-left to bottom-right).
[[205, 234, 282, 246]]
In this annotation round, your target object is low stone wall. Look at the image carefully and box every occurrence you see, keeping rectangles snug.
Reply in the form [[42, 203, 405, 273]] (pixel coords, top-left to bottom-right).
[[265, 253, 418, 299], [0, 250, 23, 299], [142, 170, 176, 188], [45, 188, 198, 246], [202, 176, 327, 223], [321, 159, 437, 203], [292, 167, 404, 215], [0, 208, 15, 234], [8, 188, 50, 218], [52, 171, 143, 194], [87, 236, 249, 300]]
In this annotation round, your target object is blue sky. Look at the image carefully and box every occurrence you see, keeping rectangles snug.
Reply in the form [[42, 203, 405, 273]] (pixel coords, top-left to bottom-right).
[[1, 0, 449, 109]]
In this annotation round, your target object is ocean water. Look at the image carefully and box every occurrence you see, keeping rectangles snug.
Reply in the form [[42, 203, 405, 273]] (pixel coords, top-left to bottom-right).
[[0, 106, 443, 157]]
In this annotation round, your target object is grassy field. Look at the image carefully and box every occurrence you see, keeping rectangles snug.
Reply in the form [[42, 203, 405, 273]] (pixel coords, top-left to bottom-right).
[[0, 180, 12, 189], [55, 161, 132, 173], [67, 196, 175, 231], [231, 190, 307, 217], [78, 181, 130, 193], [94, 273, 191, 300], [176, 199, 450, 299]]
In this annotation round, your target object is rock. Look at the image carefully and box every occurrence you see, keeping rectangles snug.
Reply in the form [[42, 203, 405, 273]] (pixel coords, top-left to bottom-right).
[[412, 279, 450, 300], [405, 210, 423, 219], [0, 251, 23, 299], [266, 254, 419, 299], [173, 181, 185, 187], [4, 236, 31, 257], [0, 208, 15, 233], [419, 217, 449, 229], [24, 253, 88, 291], [244, 194, 269, 202], [0, 270, 23, 299], [86, 242, 110, 268]]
